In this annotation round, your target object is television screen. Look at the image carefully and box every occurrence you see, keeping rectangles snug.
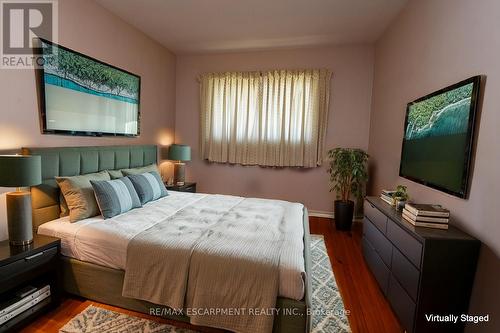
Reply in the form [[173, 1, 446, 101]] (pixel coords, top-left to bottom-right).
[[37, 39, 140, 137], [399, 76, 481, 198]]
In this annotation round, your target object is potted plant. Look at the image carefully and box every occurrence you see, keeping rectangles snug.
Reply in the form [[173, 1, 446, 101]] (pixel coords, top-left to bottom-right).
[[327, 148, 369, 231], [393, 185, 409, 211]]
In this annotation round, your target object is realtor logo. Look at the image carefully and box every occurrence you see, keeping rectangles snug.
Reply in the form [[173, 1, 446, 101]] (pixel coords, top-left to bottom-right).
[[1, 0, 58, 68]]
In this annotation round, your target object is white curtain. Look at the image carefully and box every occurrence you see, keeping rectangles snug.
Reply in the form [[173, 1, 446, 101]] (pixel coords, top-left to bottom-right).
[[200, 69, 331, 167]]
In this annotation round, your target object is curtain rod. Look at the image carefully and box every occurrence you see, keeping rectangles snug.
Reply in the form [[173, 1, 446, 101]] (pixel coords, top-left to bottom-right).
[[196, 68, 331, 83]]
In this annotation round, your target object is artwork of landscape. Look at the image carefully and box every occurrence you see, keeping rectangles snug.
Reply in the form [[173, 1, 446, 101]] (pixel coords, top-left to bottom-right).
[[400, 82, 475, 195], [41, 40, 140, 136]]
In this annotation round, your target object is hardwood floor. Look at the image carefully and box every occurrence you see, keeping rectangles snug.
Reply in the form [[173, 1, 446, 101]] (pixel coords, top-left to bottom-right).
[[20, 298, 225, 333], [21, 217, 402, 333], [309, 217, 402, 333]]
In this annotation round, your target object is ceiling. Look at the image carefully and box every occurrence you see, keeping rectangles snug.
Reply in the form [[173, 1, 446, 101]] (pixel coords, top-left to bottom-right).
[[96, 0, 408, 54]]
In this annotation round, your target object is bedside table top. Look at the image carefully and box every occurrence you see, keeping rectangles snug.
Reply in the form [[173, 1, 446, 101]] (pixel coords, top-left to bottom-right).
[[0, 234, 60, 266], [165, 182, 196, 190]]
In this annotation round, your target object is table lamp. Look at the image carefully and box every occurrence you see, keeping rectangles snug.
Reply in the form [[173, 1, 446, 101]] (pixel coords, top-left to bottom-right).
[[168, 144, 191, 186], [0, 155, 41, 246]]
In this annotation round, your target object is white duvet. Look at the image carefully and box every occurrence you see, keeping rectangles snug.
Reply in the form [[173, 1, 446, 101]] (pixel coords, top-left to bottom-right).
[[38, 191, 306, 301]]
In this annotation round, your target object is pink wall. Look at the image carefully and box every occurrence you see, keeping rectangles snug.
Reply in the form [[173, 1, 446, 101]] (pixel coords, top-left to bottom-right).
[[0, 0, 176, 240], [175, 46, 374, 213], [369, 0, 500, 331]]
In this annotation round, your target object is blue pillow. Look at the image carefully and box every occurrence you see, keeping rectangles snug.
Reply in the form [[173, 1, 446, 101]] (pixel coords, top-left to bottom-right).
[[127, 171, 168, 205], [91, 177, 142, 219]]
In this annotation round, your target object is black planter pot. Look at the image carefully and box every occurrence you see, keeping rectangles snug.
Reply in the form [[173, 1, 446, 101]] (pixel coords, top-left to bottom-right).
[[334, 200, 355, 231]]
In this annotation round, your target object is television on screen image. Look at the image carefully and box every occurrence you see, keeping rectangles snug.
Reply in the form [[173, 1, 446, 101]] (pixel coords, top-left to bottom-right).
[[37, 38, 141, 137], [399, 76, 481, 198]]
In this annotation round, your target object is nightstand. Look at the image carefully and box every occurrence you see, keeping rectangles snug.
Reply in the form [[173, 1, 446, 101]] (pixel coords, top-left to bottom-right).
[[0, 235, 61, 332], [165, 182, 197, 193]]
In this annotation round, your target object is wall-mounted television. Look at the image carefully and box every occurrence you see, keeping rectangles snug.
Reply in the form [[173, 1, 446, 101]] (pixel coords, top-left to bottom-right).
[[37, 38, 141, 137], [399, 76, 481, 198]]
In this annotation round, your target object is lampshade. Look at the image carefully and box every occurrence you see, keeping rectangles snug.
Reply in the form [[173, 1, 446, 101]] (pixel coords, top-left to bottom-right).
[[0, 155, 42, 187], [168, 144, 191, 162]]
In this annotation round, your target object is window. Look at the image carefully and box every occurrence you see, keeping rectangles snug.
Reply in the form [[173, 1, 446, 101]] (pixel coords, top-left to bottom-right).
[[200, 69, 331, 167]]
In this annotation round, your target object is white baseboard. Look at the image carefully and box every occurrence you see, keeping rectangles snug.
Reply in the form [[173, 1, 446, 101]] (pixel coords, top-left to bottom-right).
[[309, 210, 364, 222], [309, 210, 334, 219]]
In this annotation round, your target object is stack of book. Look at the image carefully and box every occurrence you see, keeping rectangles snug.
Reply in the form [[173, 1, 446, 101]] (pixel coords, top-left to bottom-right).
[[380, 189, 396, 206], [402, 203, 450, 229]]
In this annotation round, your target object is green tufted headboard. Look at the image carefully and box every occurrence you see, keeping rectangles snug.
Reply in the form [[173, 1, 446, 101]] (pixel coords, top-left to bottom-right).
[[22, 145, 158, 231]]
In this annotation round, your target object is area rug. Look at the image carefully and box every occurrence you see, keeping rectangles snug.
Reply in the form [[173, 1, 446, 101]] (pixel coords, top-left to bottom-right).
[[310, 235, 351, 333], [59, 306, 197, 333], [60, 236, 350, 333]]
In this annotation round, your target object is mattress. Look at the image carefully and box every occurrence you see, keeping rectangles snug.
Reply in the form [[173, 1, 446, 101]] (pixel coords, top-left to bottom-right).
[[38, 191, 306, 300]]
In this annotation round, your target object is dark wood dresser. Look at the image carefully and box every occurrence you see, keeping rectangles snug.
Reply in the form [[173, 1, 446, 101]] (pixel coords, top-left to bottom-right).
[[362, 197, 480, 333]]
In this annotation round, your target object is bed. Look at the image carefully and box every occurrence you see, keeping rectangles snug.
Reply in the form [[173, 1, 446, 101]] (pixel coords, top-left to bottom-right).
[[24, 145, 312, 333]]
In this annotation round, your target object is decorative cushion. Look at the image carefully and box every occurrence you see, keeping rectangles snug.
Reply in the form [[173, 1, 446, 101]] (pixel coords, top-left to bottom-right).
[[121, 164, 159, 176], [56, 171, 111, 222], [127, 171, 168, 205], [91, 177, 142, 219], [59, 192, 69, 217], [107, 169, 124, 180]]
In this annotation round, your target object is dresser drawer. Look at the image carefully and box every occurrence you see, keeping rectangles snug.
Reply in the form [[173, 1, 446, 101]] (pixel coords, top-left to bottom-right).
[[387, 219, 422, 268], [0, 247, 58, 282], [391, 247, 420, 301], [362, 237, 390, 295], [388, 274, 416, 333], [364, 218, 392, 267], [364, 201, 387, 233]]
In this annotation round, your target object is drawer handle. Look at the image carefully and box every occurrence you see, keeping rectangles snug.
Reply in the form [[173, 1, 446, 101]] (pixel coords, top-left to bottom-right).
[[25, 252, 44, 261]]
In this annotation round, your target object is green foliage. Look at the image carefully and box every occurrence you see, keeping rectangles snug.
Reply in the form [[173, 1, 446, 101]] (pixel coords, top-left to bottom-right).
[[327, 148, 369, 202], [43, 43, 139, 99], [407, 83, 473, 131], [393, 185, 409, 201]]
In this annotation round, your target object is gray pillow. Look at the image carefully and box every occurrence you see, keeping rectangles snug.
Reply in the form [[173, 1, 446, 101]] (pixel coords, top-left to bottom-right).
[[56, 171, 111, 222], [91, 177, 142, 219], [107, 169, 124, 180], [121, 164, 159, 176], [127, 171, 168, 205]]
